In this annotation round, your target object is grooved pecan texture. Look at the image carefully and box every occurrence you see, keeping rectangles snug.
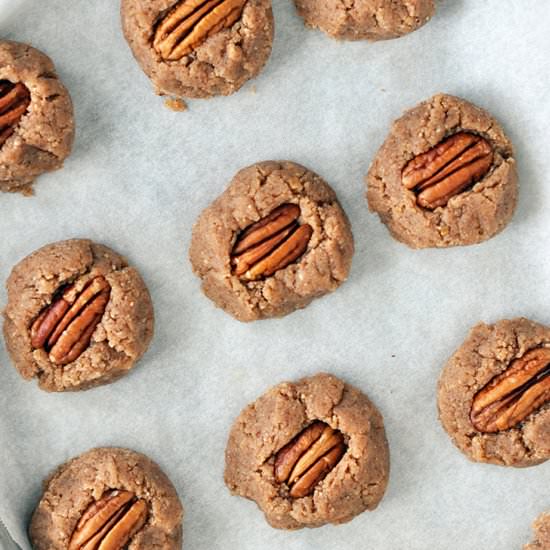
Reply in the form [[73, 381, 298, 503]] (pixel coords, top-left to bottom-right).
[[68, 490, 148, 550], [470, 347, 550, 433], [0, 80, 30, 147], [231, 203, 313, 281], [274, 421, 346, 498], [402, 132, 494, 209], [154, 0, 248, 60], [30, 276, 111, 366]]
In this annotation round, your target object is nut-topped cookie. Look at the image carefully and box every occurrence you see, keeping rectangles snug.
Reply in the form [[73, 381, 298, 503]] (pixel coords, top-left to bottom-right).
[[224, 373, 390, 529], [0, 40, 74, 194], [189, 161, 354, 321], [293, 0, 435, 41], [437, 318, 550, 467], [524, 511, 550, 550], [3, 239, 154, 392], [29, 447, 183, 549], [367, 94, 517, 248], [121, 0, 274, 99]]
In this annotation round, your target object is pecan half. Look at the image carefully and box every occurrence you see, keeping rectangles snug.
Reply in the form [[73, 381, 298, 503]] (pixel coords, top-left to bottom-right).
[[470, 347, 550, 433], [68, 490, 148, 550], [230, 204, 313, 281], [0, 80, 31, 147], [273, 421, 346, 498], [30, 276, 111, 366], [153, 0, 247, 61], [402, 132, 494, 209]]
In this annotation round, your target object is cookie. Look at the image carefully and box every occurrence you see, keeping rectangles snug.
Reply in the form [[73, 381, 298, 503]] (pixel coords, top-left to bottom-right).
[[3, 239, 154, 392], [437, 318, 550, 467], [224, 373, 390, 529], [0, 40, 74, 195], [367, 94, 517, 248], [189, 161, 354, 321], [121, 0, 274, 99], [293, 0, 435, 41], [29, 447, 183, 550], [524, 512, 550, 550]]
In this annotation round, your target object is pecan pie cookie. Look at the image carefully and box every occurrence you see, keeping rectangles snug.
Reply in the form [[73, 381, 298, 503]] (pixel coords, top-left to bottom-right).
[[293, 0, 435, 41], [189, 161, 354, 321], [121, 0, 274, 99], [3, 239, 154, 392], [0, 40, 74, 195], [29, 447, 183, 550], [437, 318, 550, 467], [224, 373, 390, 529], [367, 94, 517, 248], [524, 512, 550, 550]]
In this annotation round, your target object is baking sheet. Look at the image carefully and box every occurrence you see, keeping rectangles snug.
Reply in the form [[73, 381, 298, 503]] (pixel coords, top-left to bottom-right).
[[1, 1, 549, 548]]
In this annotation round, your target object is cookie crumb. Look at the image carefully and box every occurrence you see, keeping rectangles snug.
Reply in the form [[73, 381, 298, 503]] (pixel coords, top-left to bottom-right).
[[164, 98, 188, 112]]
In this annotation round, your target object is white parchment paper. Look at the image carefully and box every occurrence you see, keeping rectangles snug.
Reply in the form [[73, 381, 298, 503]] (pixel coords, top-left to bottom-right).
[[1, 1, 549, 548]]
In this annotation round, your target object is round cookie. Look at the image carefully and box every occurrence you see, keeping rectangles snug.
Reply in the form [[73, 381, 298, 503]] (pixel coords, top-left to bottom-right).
[[524, 512, 550, 550], [29, 447, 183, 549], [437, 318, 550, 467], [121, 0, 274, 99], [3, 239, 154, 392], [0, 40, 74, 195], [224, 373, 390, 529], [293, 0, 435, 41], [367, 94, 517, 248], [189, 161, 354, 321]]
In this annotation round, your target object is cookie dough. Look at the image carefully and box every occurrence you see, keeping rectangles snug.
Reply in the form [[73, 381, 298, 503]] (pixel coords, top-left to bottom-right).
[[367, 94, 517, 248], [525, 512, 550, 550], [437, 318, 550, 467], [224, 373, 390, 529], [3, 239, 154, 392], [121, 0, 274, 99], [0, 40, 74, 195], [189, 161, 354, 321], [29, 447, 183, 550], [293, 0, 435, 41]]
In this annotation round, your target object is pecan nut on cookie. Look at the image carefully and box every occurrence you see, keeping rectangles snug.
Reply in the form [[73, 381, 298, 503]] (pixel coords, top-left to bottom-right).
[[121, 0, 274, 99], [438, 318, 550, 467], [367, 94, 517, 248], [29, 447, 183, 550], [224, 373, 390, 529], [293, 0, 435, 41], [0, 40, 74, 194], [189, 161, 354, 321], [3, 239, 154, 392]]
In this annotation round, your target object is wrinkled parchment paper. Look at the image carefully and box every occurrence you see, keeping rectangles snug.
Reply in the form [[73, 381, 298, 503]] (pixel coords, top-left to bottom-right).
[[1, 1, 549, 548]]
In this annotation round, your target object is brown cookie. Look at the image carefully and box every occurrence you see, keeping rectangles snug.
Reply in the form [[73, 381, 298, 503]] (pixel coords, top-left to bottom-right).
[[293, 0, 435, 41], [121, 0, 274, 99], [29, 447, 183, 550], [524, 512, 550, 550], [189, 161, 354, 321], [3, 239, 154, 392], [0, 40, 75, 195], [367, 94, 517, 248], [437, 318, 550, 467], [224, 373, 390, 529]]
